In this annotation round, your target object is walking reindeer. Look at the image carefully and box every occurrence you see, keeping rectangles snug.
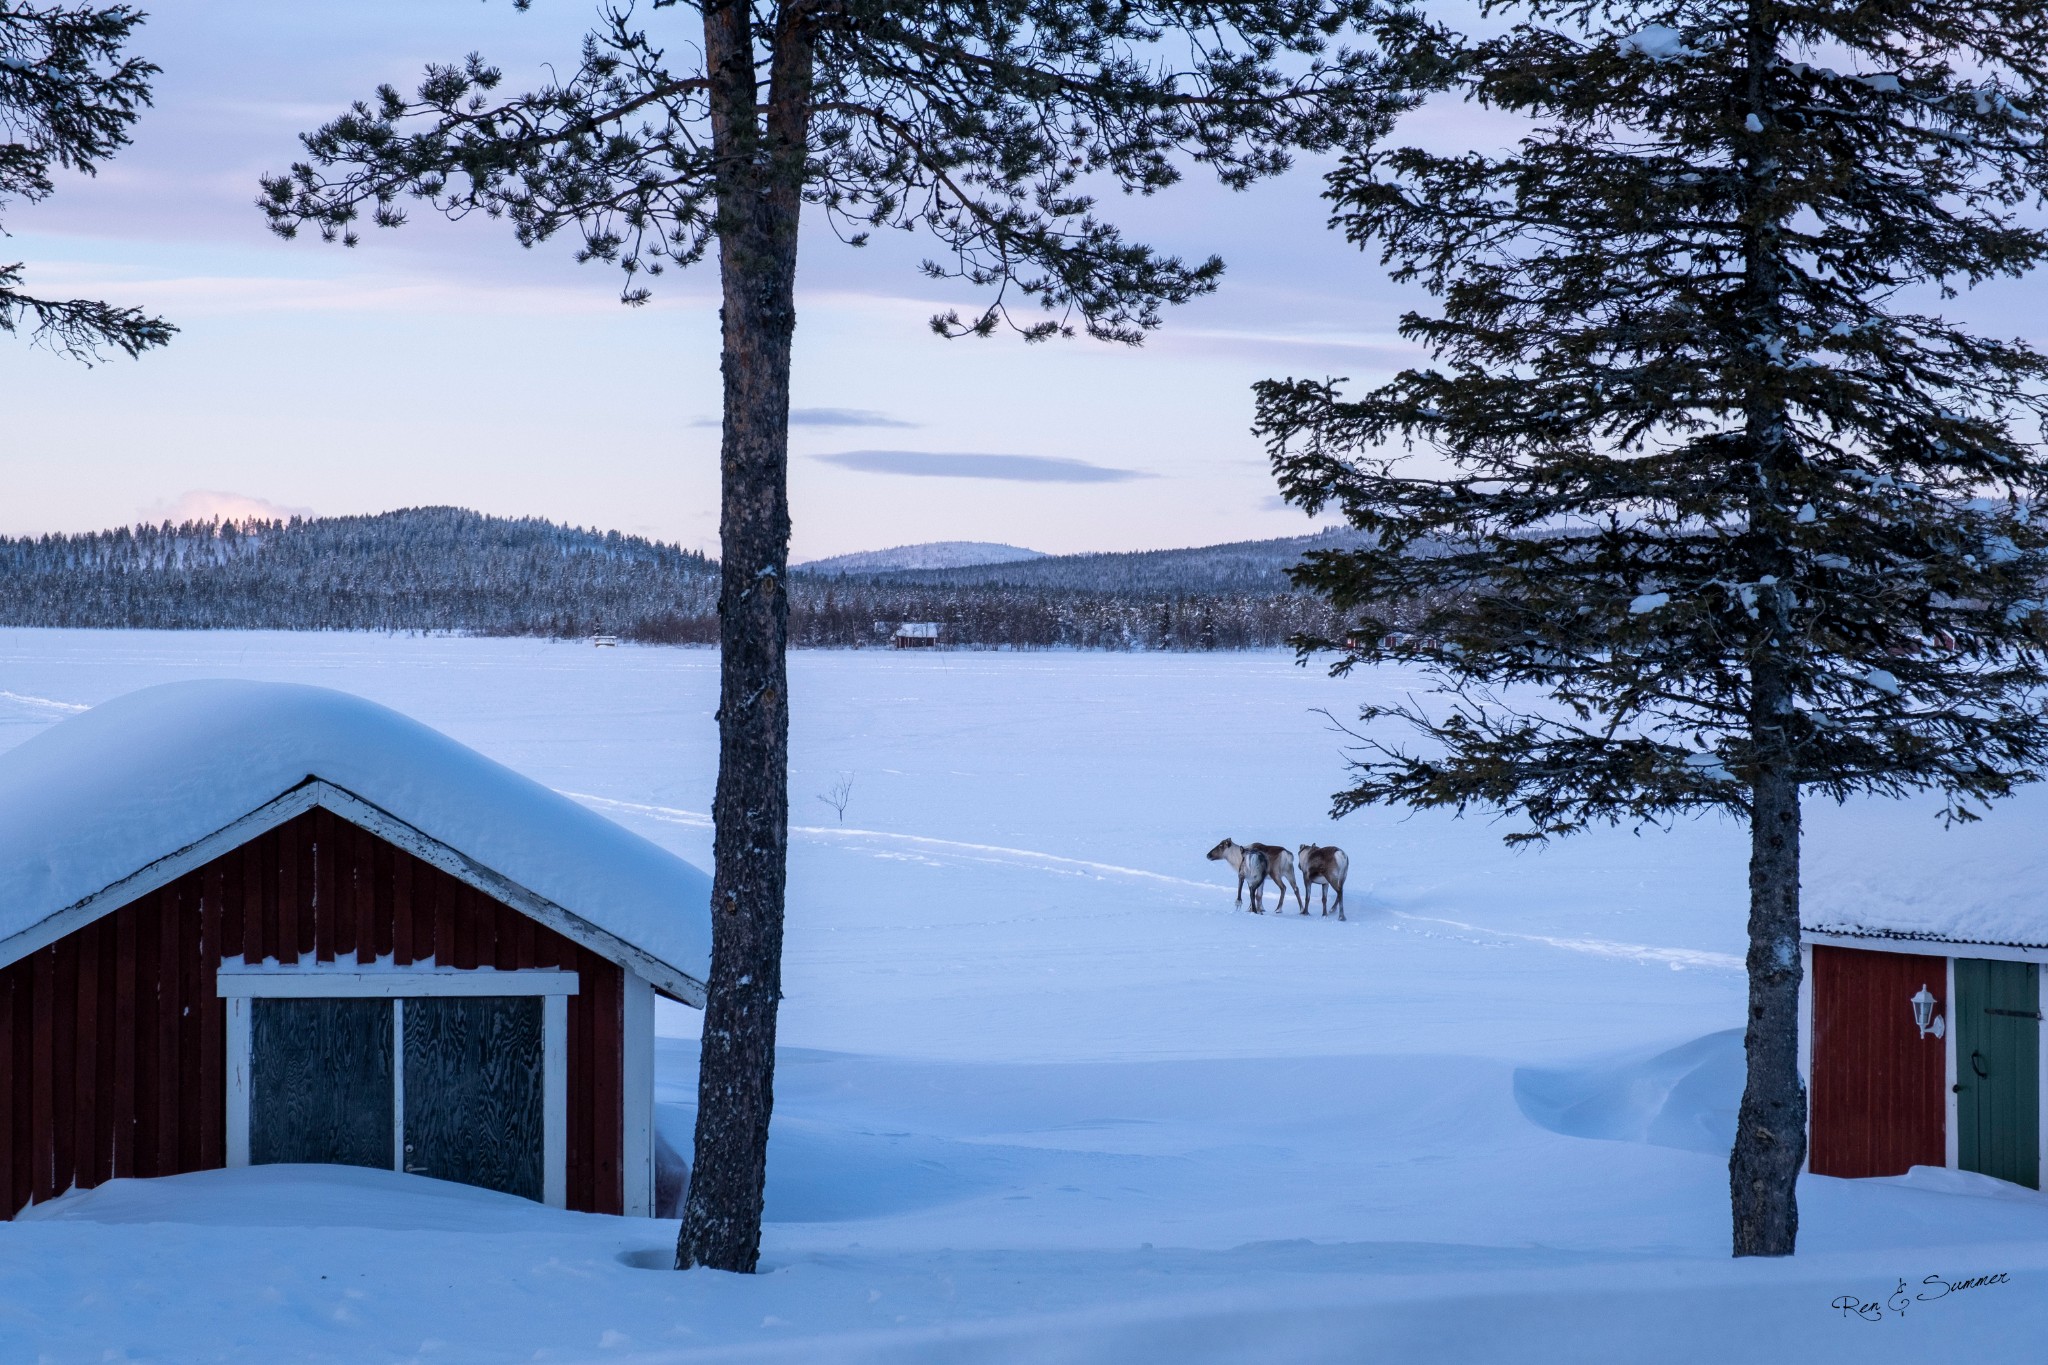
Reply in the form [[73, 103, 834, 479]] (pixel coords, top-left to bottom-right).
[[1297, 844, 1349, 920], [1205, 838, 1303, 914]]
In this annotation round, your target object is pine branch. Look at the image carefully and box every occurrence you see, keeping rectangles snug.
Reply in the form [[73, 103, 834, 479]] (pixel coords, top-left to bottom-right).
[[0, 4, 167, 361], [0, 264, 173, 359]]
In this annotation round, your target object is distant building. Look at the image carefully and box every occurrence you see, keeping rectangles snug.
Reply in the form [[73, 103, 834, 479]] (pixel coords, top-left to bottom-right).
[[892, 622, 942, 649], [591, 635, 620, 648]]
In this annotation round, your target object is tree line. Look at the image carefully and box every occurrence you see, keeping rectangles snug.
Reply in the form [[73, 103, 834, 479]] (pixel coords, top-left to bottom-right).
[[0, 507, 1348, 649]]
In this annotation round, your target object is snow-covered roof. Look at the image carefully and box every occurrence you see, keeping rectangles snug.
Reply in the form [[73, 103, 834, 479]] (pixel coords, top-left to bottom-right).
[[0, 681, 711, 991], [1802, 791, 2048, 951]]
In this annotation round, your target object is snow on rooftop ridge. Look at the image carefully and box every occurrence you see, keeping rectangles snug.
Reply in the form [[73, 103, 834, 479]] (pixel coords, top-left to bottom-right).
[[1801, 791, 2048, 950], [0, 681, 711, 984]]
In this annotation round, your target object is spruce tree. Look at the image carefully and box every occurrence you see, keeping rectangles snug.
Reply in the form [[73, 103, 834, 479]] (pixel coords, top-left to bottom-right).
[[0, 2, 171, 359], [1256, 0, 2048, 1255], [258, 0, 1415, 1272]]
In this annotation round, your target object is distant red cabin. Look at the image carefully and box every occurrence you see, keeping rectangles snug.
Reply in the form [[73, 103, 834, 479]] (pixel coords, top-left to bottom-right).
[[892, 622, 942, 648], [0, 681, 711, 1219]]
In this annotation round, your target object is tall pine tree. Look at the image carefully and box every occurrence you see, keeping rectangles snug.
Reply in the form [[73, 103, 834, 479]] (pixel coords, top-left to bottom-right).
[[0, 2, 171, 359], [1256, 0, 2048, 1255], [259, 0, 1415, 1272]]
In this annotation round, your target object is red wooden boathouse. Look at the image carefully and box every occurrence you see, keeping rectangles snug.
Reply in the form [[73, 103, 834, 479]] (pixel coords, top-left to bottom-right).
[[0, 681, 710, 1218]]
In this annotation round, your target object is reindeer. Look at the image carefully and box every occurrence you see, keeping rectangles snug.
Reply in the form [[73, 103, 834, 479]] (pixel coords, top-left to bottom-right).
[[1240, 846, 1276, 913], [1206, 838, 1303, 913], [1297, 844, 1350, 920]]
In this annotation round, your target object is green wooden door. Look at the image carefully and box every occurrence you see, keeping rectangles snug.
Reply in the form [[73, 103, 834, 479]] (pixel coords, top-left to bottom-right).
[[1955, 958, 2042, 1190]]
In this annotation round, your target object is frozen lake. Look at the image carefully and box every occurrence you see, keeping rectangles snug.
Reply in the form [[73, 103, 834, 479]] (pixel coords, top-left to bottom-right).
[[2, 631, 2045, 1362]]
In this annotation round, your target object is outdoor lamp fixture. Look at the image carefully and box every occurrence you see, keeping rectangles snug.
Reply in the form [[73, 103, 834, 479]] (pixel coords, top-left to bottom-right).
[[1912, 985, 1945, 1040]]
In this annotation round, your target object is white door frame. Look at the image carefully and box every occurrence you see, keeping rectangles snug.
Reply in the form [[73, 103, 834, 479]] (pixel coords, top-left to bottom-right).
[[622, 972, 654, 1217], [220, 966, 578, 1207], [1945, 955, 1961, 1171]]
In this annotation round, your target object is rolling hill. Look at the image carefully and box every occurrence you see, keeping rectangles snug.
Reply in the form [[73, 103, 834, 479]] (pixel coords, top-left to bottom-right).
[[797, 541, 1047, 573]]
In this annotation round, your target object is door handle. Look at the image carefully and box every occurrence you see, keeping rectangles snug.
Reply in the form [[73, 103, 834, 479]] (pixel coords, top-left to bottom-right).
[[1971, 1049, 1990, 1079]]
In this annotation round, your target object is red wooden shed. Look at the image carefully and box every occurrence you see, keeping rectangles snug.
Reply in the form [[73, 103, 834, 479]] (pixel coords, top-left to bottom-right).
[[1803, 923, 2045, 1190], [0, 681, 711, 1218]]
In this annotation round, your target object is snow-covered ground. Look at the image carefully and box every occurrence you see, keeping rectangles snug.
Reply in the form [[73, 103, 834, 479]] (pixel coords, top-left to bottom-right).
[[2, 630, 2045, 1362]]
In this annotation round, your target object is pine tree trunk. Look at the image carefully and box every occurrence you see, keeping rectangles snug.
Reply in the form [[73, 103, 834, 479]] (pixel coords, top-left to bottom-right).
[[1725, 0, 1805, 1258], [676, 0, 814, 1275], [1730, 669, 1807, 1256]]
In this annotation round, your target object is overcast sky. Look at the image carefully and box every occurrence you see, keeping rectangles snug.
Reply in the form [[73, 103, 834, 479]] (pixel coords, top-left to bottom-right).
[[7, 2, 2042, 559]]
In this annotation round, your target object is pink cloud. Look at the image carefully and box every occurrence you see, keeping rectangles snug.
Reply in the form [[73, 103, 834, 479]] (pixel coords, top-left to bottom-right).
[[140, 490, 313, 525]]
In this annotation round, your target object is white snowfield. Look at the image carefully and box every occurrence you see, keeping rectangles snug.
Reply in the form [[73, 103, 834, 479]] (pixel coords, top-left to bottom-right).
[[0, 678, 712, 985], [1, 632, 2045, 1363]]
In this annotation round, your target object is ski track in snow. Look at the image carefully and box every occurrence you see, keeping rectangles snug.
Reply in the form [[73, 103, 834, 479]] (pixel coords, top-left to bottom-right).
[[573, 792, 1741, 970], [0, 689, 88, 714], [571, 792, 1224, 891], [1389, 912, 1741, 972]]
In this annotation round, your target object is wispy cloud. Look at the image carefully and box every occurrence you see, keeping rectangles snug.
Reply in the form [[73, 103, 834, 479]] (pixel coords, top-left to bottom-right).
[[692, 406, 919, 429], [792, 407, 918, 428], [813, 450, 1151, 483]]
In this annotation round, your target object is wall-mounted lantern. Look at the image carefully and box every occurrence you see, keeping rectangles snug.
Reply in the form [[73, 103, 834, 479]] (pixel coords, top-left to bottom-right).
[[1911, 985, 1945, 1040]]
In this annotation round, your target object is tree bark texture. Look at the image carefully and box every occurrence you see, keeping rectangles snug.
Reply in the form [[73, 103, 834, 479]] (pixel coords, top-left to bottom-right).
[[676, 0, 816, 1274]]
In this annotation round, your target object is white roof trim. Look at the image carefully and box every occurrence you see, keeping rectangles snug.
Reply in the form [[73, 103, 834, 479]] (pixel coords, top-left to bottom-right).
[[0, 779, 706, 1007], [216, 966, 581, 998], [1803, 927, 2048, 966]]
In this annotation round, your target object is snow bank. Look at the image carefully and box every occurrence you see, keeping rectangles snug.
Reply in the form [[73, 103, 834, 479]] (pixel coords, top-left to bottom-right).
[[1514, 1029, 1742, 1155], [0, 680, 711, 982], [14, 1163, 567, 1233]]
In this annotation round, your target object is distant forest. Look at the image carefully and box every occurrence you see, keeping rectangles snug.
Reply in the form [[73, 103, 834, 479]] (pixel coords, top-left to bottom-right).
[[0, 508, 1357, 650]]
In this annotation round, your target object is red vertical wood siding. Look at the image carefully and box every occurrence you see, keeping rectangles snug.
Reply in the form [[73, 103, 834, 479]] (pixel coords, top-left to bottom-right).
[[1810, 944, 1949, 1178], [1, 809, 627, 1218]]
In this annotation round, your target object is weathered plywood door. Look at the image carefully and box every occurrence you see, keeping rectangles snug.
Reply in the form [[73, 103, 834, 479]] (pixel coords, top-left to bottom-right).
[[1955, 958, 2041, 1190], [1809, 946, 1948, 1177], [402, 996, 546, 1201], [249, 998, 394, 1169]]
